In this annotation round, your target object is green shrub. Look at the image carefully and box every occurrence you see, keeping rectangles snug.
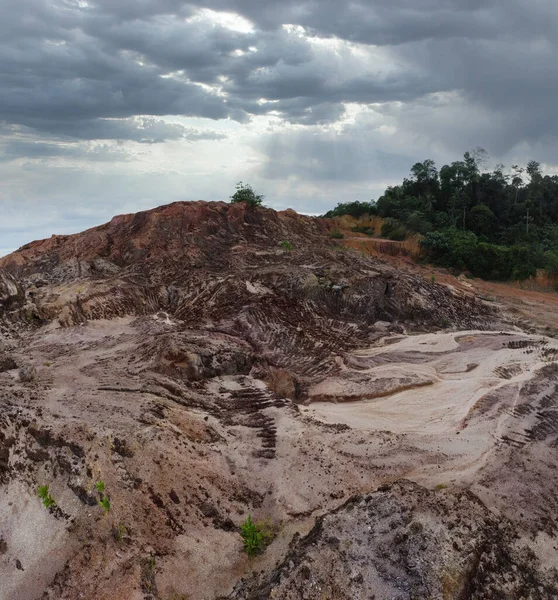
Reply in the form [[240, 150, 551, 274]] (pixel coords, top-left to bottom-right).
[[240, 515, 274, 557], [543, 250, 558, 275], [230, 181, 264, 207], [38, 485, 56, 509], [381, 218, 408, 241], [329, 230, 344, 239], [279, 240, 294, 251], [99, 495, 111, 515], [323, 201, 376, 218], [420, 228, 538, 281], [406, 211, 432, 234]]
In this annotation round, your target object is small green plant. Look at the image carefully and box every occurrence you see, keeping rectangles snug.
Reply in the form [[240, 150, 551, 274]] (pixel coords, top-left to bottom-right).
[[279, 240, 294, 251], [96, 479, 111, 515], [435, 483, 448, 490], [43, 361, 52, 367], [149, 556, 156, 571], [329, 230, 344, 239], [99, 495, 111, 515], [240, 515, 276, 558], [431, 275, 436, 284], [37, 485, 56, 509], [240, 515, 264, 557]]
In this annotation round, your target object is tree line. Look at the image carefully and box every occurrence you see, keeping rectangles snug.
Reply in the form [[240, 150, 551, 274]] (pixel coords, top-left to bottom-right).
[[323, 149, 558, 281]]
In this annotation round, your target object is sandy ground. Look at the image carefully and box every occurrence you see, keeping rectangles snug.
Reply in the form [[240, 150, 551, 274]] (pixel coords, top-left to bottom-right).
[[2, 319, 558, 598], [303, 330, 555, 434]]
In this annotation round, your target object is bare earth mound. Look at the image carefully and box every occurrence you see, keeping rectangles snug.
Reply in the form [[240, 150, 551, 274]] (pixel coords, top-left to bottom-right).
[[0, 202, 556, 600]]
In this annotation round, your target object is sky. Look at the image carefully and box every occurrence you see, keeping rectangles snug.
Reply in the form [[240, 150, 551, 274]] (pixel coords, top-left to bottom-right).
[[1, 0, 558, 255]]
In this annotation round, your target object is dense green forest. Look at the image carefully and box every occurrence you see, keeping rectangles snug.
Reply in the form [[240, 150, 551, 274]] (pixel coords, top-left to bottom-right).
[[324, 149, 558, 281]]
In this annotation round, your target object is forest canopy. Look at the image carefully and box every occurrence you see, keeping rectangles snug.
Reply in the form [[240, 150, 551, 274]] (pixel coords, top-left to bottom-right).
[[324, 149, 558, 281]]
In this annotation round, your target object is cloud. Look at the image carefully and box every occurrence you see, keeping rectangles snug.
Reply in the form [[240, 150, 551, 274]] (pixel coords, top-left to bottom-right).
[[3, 0, 558, 140]]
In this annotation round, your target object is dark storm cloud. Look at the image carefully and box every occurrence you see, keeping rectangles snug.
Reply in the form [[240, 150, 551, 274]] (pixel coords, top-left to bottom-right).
[[0, 118, 226, 146], [0, 0, 521, 140], [203, 0, 558, 46], [0, 139, 131, 162], [1, 0, 558, 167]]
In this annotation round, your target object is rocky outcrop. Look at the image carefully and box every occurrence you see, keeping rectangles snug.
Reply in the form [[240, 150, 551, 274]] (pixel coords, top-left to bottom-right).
[[0, 202, 496, 336], [0, 271, 22, 316], [229, 480, 557, 599], [0, 202, 323, 282]]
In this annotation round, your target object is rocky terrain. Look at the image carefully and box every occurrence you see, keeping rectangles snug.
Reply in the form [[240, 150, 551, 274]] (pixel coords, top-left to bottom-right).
[[0, 201, 557, 600]]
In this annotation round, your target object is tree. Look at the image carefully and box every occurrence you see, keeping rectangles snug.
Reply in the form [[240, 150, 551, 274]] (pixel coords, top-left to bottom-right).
[[230, 181, 264, 207], [410, 159, 438, 211], [525, 161, 542, 233], [468, 204, 495, 237], [526, 160, 541, 180], [322, 150, 558, 281], [440, 161, 468, 227], [510, 165, 524, 206]]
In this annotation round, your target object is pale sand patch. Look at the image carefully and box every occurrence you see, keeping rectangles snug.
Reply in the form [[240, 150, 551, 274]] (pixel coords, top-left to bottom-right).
[[302, 330, 558, 435], [0, 482, 79, 600]]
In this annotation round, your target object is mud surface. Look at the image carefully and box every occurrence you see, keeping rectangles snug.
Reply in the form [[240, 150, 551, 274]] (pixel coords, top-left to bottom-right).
[[0, 202, 557, 600]]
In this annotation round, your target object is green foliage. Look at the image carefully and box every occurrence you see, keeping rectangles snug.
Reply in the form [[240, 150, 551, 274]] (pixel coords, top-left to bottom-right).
[[543, 250, 558, 275], [279, 240, 294, 251], [329, 229, 344, 239], [324, 150, 558, 281], [37, 485, 56, 509], [420, 229, 537, 280], [230, 181, 264, 207], [381, 218, 408, 241], [406, 211, 432, 234], [240, 515, 274, 558], [323, 201, 376, 218], [468, 204, 495, 236], [95, 480, 105, 493], [99, 495, 111, 515]]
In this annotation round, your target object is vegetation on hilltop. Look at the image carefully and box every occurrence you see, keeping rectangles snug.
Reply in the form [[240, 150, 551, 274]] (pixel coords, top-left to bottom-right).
[[325, 149, 558, 281], [323, 200, 376, 219], [230, 181, 264, 207]]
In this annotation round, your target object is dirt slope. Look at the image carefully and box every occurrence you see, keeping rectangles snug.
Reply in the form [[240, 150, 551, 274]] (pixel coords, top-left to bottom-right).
[[0, 202, 557, 600]]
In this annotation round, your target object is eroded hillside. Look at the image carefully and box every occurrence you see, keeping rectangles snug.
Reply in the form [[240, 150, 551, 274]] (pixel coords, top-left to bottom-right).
[[0, 202, 557, 600]]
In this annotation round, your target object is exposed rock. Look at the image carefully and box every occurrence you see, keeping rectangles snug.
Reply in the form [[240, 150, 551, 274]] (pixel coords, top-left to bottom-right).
[[230, 480, 557, 600], [18, 365, 37, 382], [0, 271, 22, 315], [0, 354, 18, 372], [0, 202, 494, 335]]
